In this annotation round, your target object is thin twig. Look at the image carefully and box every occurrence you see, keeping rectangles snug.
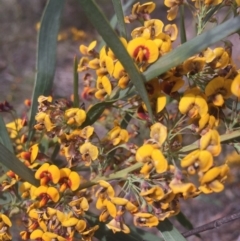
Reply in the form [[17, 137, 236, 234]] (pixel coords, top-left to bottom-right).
[[182, 210, 240, 238]]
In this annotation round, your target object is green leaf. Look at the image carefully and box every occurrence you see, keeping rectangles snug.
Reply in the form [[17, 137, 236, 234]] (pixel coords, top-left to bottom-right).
[[28, 0, 65, 141], [157, 219, 187, 241], [78, 0, 154, 122], [179, 5, 187, 44], [73, 55, 80, 108], [0, 143, 39, 186], [110, 0, 135, 30], [111, 0, 127, 39], [175, 212, 201, 238], [120, 112, 132, 129], [0, 115, 13, 153], [175, 212, 193, 230], [144, 16, 240, 81], [81, 100, 115, 128]]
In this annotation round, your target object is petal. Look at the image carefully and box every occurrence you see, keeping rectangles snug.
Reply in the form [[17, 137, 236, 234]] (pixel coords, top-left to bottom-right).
[[110, 197, 128, 206], [200, 166, 222, 184], [47, 187, 60, 202], [167, 5, 178, 21], [48, 165, 60, 184], [195, 95, 208, 116], [35, 163, 50, 179], [30, 229, 43, 239], [106, 200, 117, 218], [205, 77, 224, 96], [181, 150, 200, 168], [75, 109, 87, 126], [127, 37, 146, 58], [198, 150, 213, 172], [151, 149, 168, 173], [179, 93, 195, 114], [136, 144, 154, 162], [60, 168, 71, 178], [208, 180, 224, 192], [68, 171, 81, 191], [156, 94, 167, 113], [199, 130, 212, 150], [101, 76, 112, 95], [1, 214, 12, 227], [30, 144, 39, 163], [34, 185, 48, 197], [62, 217, 79, 227], [231, 74, 240, 98], [144, 40, 159, 63], [75, 220, 87, 233], [164, 24, 178, 41], [150, 122, 167, 146]]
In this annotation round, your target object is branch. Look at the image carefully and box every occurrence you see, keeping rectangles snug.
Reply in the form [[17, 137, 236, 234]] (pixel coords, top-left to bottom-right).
[[182, 210, 240, 238]]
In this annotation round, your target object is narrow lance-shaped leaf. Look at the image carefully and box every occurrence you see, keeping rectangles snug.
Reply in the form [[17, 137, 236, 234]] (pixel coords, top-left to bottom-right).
[[0, 143, 39, 186], [28, 0, 65, 141], [110, 0, 135, 29], [111, 0, 127, 39], [180, 5, 187, 44], [144, 16, 240, 81], [175, 212, 201, 238], [0, 115, 14, 153], [78, 0, 154, 122], [73, 55, 80, 107], [157, 219, 187, 241], [80, 100, 116, 128]]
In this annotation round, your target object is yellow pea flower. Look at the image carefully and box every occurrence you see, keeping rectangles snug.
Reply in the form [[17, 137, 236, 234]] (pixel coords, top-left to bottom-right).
[[127, 37, 159, 65], [199, 164, 229, 194], [106, 218, 130, 234], [136, 144, 168, 175], [181, 149, 213, 175], [205, 77, 232, 106], [35, 163, 60, 185], [108, 126, 129, 145], [199, 129, 221, 156], [65, 108, 86, 126], [79, 142, 99, 166], [179, 91, 208, 118], [169, 179, 199, 199], [133, 213, 159, 227], [33, 186, 60, 207], [150, 122, 167, 146], [59, 168, 81, 192]]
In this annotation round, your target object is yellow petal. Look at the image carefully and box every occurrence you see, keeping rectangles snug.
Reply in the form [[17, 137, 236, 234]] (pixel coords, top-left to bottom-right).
[[30, 229, 43, 239], [62, 217, 79, 227], [151, 149, 168, 173], [47, 187, 60, 202], [156, 94, 167, 113], [68, 171, 81, 191], [179, 93, 195, 114], [136, 144, 154, 162], [48, 165, 60, 184], [1, 214, 12, 227], [101, 76, 112, 95], [231, 74, 240, 98], [106, 200, 117, 218], [35, 163, 50, 179]]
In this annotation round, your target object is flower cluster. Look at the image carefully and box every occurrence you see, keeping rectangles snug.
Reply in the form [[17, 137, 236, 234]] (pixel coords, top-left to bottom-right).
[[1, 1, 240, 241]]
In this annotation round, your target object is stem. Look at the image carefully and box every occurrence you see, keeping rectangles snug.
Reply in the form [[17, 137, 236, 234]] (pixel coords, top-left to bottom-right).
[[180, 129, 240, 153], [78, 162, 143, 190], [183, 210, 240, 238]]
